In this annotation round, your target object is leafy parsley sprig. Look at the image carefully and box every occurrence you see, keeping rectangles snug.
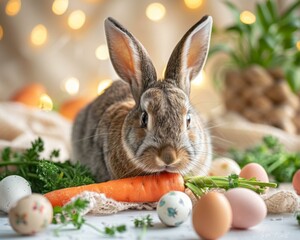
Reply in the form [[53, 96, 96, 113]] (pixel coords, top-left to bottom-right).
[[134, 214, 153, 228], [53, 198, 126, 237], [0, 137, 95, 193], [134, 215, 154, 240]]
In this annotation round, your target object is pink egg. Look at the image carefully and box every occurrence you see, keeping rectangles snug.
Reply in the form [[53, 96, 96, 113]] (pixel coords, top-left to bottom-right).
[[224, 188, 267, 229], [239, 163, 269, 183], [292, 169, 300, 195]]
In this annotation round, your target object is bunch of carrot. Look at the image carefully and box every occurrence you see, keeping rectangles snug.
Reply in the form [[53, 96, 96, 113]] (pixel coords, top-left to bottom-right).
[[44, 172, 277, 207]]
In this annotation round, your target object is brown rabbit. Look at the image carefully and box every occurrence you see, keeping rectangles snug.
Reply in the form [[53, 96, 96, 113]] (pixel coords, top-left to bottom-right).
[[72, 16, 213, 182]]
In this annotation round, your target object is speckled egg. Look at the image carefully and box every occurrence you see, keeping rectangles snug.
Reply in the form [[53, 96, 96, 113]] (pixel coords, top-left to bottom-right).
[[157, 191, 192, 227], [0, 175, 32, 213], [9, 194, 53, 235]]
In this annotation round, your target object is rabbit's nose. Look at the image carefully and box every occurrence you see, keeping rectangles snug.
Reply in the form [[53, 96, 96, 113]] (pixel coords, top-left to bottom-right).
[[159, 146, 177, 165]]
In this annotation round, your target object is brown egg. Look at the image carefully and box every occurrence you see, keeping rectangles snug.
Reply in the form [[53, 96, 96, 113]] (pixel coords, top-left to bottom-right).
[[192, 192, 232, 239], [11, 83, 46, 107], [59, 96, 93, 121]]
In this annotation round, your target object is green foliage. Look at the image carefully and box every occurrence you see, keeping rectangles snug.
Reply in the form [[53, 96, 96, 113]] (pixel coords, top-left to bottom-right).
[[53, 198, 126, 237], [210, 0, 300, 92], [103, 225, 127, 236], [296, 212, 300, 225], [230, 135, 300, 182], [0, 137, 95, 193], [184, 173, 277, 197], [134, 215, 154, 240], [134, 215, 154, 228], [53, 198, 89, 229]]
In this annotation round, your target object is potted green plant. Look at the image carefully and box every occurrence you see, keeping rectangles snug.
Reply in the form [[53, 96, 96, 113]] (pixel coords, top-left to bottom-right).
[[210, 0, 300, 134]]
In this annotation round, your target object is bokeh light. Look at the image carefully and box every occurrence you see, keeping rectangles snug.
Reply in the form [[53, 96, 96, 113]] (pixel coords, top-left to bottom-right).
[[0, 26, 3, 40], [240, 11, 256, 25], [146, 3, 166, 21], [98, 79, 112, 95], [5, 0, 21, 16], [95, 44, 109, 60], [184, 0, 203, 9], [68, 10, 86, 30], [63, 77, 80, 95], [297, 41, 300, 51], [30, 24, 48, 46], [52, 0, 69, 15], [39, 94, 53, 111]]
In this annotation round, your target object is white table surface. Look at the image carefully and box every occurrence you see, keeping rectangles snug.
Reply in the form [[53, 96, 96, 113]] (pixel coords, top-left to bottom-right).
[[1, 210, 299, 240]]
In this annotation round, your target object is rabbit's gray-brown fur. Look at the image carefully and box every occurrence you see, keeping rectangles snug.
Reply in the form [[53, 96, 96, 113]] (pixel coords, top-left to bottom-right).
[[72, 16, 213, 182]]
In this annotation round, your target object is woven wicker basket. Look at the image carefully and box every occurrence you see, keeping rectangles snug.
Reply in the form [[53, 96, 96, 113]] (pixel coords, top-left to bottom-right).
[[223, 65, 300, 135]]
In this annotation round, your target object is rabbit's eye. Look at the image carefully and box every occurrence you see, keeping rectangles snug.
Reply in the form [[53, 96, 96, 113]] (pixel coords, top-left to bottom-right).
[[186, 114, 191, 128], [141, 111, 148, 128]]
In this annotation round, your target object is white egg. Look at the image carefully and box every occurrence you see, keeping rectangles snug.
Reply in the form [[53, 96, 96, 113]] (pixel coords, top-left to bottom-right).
[[9, 194, 53, 235], [157, 191, 192, 227], [209, 157, 241, 176], [0, 175, 32, 213]]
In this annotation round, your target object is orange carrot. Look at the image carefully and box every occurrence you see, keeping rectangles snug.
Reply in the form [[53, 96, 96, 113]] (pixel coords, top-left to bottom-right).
[[44, 172, 184, 207]]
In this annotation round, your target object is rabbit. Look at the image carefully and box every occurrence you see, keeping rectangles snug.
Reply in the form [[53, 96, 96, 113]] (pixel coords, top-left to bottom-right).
[[72, 15, 213, 183]]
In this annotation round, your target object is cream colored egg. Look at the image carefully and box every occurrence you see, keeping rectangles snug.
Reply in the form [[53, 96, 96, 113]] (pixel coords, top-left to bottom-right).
[[9, 194, 53, 235], [224, 188, 267, 229], [209, 157, 241, 176]]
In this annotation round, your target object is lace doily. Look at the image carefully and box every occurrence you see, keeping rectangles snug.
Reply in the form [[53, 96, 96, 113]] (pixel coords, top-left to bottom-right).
[[66, 188, 299, 215], [68, 191, 157, 215]]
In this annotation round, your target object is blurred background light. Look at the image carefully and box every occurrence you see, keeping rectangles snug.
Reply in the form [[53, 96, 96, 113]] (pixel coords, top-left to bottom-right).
[[95, 44, 109, 60], [146, 3, 166, 21], [30, 24, 48, 46], [5, 0, 21, 16], [297, 41, 300, 51], [63, 77, 80, 95], [38, 94, 53, 111], [184, 0, 203, 9], [0, 26, 3, 40], [52, 0, 69, 15], [240, 10, 256, 24], [98, 79, 112, 95], [68, 10, 86, 30]]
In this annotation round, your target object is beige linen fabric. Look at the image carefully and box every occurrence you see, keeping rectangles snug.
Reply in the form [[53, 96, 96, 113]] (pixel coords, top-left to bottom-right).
[[0, 102, 72, 161]]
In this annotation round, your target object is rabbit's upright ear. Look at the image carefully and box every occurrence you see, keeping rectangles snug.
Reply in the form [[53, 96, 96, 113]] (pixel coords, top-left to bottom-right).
[[164, 16, 212, 95], [105, 18, 157, 103]]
